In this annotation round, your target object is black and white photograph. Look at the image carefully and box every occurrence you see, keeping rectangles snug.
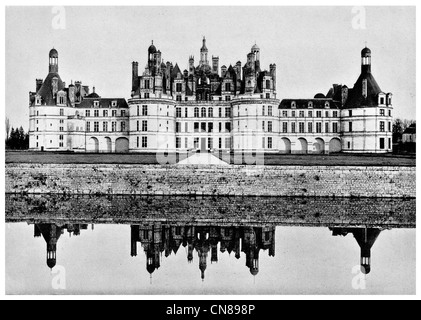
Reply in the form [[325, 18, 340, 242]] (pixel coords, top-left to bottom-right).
[[3, 3, 417, 301]]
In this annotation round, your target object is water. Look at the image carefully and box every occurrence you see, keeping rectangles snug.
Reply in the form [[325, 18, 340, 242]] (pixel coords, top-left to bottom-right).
[[5, 195, 416, 295]]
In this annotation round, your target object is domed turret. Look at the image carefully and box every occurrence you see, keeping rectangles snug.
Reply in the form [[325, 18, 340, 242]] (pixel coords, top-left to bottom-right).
[[361, 46, 371, 74], [49, 48, 58, 73], [148, 41, 157, 54]]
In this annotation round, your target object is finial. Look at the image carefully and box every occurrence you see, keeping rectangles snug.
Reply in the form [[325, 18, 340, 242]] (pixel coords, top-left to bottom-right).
[[152, 40, 153, 45], [365, 41, 367, 48], [93, 86, 95, 93]]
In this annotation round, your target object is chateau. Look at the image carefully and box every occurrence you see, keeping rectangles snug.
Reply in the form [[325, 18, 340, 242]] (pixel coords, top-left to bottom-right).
[[29, 39, 393, 153]]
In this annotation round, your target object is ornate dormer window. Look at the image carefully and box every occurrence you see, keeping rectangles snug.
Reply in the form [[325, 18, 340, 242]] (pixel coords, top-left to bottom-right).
[[325, 101, 330, 108], [111, 100, 117, 107], [308, 101, 313, 108], [94, 101, 99, 107], [291, 101, 296, 109]]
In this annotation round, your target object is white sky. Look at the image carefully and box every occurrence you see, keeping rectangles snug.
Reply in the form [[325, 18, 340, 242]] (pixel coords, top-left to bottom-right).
[[5, 6, 416, 130]]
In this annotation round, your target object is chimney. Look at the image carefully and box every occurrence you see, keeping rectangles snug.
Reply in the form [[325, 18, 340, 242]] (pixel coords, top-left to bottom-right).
[[212, 56, 219, 75], [36, 79, 43, 92], [132, 61, 139, 91]]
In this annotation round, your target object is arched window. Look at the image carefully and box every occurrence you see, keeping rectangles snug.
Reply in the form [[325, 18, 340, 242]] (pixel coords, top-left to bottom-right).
[[208, 107, 213, 118], [201, 107, 207, 118], [194, 107, 199, 117]]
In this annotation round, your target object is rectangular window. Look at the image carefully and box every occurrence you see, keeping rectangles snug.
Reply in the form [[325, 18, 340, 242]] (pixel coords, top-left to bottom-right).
[[225, 122, 231, 132], [325, 111, 329, 118], [225, 83, 231, 92], [282, 122, 288, 133], [86, 122, 91, 131], [85, 110, 91, 117], [333, 122, 338, 133], [121, 110, 126, 117], [59, 135, 64, 140], [349, 122, 353, 132], [185, 108, 188, 117], [380, 97, 385, 105], [121, 121, 126, 131], [380, 109, 385, 116], [112, 122, 116, 132], [380, 121, 385, 132], [142, 105, 148, 116], [266, 93, 270, 99], [201, 122, 206, 132], [59, 127, 64, 132], [262, 137, 265, 149], [137, 136, 139, 148], [94, 122, 99, 132], [219, 108, 222, 118], [325, 122, 329, 133], [225, 108, 231, 117], [308, 111, 313, 118], [194, 138, 199, 149], [219, 122, 222, 132], [388, 138, 391, 149], [225, 96, 231, 101], [185, 123, 188, 132], [137, 105, 140, 116], [262, 121, 265, 132], [268, 137, 273, 149], [299, 122, 305, 133], [176, 107, 182, 118], [176, 122, 181, 133], [60, 109, 64, 116], [291, 122, 296, 133], [262, 106, 265, 116], [176, 83, 182, 92], [136, 120, 139, 131], [268, 121, 273, 132], [299, 111, 305, 118], [94, 110, 99, 117], [291, 111, 296, 117], [112, 110, 117, 117], [142, 136, 147, 148], [388, 110, 391, 117], [145, 80, 150, 89], [268, 106, 273, 116], [142, 120, 148, 132], [388, 121, 391, 132], [333, 111, 338, 118], [282, 111, 288, 117], [185, 137, 188, 149], [316, 122, 322, 133], [348, 110, 352, 117], [218, 137, 222, 149], [208, 138, 213, 149], [194, 122, 199, 132], [144, 92, 149, 99], [316, 111, 322, 118], [176, 137, 181, 149], [103, 122, 108, 132], [103, 110, 108, 117], [225, 137, 231, 149], [308, 122, 313, 133], [380, 138, 385, 149], [208, 122, 213, 133]]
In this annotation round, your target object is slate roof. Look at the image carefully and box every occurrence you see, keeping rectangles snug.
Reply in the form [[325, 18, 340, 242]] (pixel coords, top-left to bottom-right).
[[35, 72, 65, 106], [76, 98, 128, 109], [403, 124, 416, 135], [279, 98, 340, 109], [344, 72, 383, 108]]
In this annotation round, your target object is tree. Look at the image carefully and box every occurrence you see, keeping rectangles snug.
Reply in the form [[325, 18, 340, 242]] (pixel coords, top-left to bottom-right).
[[6, 126, 29, 150]]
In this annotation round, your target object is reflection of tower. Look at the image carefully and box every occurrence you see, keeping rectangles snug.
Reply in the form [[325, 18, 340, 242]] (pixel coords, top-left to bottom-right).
[[34, 223, 88, 269], [331, 227, 382, 275], [196, 229, 210, 281], [242, 227, 260, 276]]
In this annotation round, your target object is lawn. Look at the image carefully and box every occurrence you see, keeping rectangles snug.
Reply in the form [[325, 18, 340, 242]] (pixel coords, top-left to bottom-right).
[[5, 151, 416, 166]]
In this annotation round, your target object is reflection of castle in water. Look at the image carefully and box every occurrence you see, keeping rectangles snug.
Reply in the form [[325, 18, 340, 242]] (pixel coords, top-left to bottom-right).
[[30, 222, 384, 278], [33, 223, 89, 269], [330, 227, 382, 274], [130, 224, 276, 280]]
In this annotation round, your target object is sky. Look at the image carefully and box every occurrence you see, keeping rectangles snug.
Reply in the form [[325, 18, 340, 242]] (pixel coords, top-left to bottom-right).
[[6, 223, 416, 295], [5, 6, 416, 130]]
